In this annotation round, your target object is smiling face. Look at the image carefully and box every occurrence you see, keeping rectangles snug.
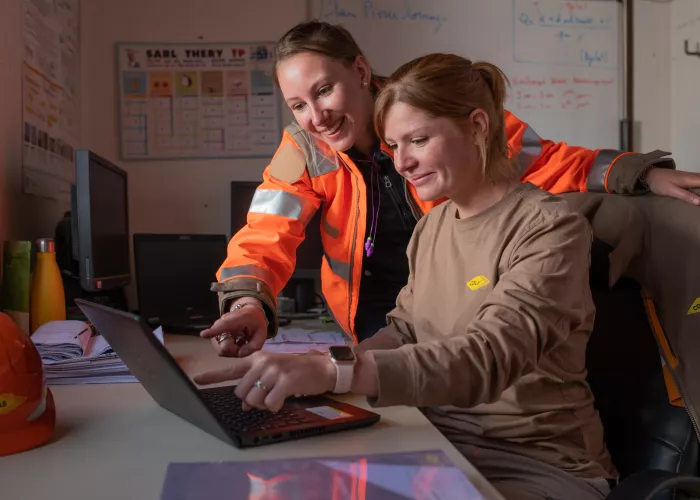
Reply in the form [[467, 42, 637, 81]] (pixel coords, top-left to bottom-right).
[[276, 52, 375, 153], [383, 101, 486, 203]]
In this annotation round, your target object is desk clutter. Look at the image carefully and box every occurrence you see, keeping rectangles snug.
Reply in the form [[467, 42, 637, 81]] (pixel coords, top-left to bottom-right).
[[261, 327, 348, 354], [1, 238, 66, 335], [160, 449, 484, 500], [31, 319, 163, 385], [30, 317, 343, 384]]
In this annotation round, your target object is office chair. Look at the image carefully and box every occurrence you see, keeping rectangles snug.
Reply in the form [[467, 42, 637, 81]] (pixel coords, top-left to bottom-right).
[[586, 239, 700, 500]]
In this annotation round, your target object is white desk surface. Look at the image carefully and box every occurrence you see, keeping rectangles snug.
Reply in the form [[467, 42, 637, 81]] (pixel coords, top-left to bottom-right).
[[3, 333, 505, 500]]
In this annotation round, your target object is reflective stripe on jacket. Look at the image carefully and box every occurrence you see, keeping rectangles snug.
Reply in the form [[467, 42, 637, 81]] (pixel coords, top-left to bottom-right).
[[212, 110, 674, 342]]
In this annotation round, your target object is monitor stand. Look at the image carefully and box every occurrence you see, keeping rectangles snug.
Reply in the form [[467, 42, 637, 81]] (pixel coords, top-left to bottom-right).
[[62, 274, 128, 318]]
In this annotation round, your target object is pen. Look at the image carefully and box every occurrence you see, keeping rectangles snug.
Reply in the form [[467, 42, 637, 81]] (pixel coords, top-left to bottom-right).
[[74, 327, 90, 339]]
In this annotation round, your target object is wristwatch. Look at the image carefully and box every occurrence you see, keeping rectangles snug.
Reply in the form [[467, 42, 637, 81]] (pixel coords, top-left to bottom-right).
[[328, 345, 356, 394]]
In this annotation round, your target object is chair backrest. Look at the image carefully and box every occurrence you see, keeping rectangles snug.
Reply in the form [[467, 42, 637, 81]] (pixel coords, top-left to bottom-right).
[[585, 238, 699, 492]]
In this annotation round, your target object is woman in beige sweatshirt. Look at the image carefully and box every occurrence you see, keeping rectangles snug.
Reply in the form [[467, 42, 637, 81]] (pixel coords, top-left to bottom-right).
[[195, 53, 616, 499]]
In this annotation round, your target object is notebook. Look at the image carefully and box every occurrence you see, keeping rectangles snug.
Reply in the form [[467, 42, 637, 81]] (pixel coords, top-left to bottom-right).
[[75, 299, 381, 448]]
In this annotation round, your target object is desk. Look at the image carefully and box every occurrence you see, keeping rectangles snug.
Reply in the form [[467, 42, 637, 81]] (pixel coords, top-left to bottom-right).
[[3, 334, 505, 500]]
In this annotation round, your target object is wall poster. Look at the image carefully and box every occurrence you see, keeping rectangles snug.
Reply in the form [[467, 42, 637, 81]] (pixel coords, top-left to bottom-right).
[[116, 42, 282, 161], [22, 0, 81, 202]]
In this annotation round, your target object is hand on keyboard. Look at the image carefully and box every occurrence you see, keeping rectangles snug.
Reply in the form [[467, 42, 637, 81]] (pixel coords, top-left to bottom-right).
[[194, 350, 337, 412]]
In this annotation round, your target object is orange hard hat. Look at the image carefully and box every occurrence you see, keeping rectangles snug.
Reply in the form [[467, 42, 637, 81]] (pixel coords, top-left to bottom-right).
[[0, 312, 56, 456]]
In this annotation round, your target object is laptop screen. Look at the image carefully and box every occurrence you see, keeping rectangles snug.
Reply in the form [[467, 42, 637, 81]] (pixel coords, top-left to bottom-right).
[[134, 234, 227, 324]]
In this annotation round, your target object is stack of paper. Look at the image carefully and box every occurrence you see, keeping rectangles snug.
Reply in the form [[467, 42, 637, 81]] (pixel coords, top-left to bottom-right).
[[31, 320, 163, 385], [32, 320, 109, 362], [261, 327, 348, 354], [36, 353, 137, 385]]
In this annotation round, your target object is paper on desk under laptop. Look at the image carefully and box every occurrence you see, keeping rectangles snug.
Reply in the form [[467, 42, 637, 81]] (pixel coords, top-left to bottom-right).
[[261, 327, 348, 354]]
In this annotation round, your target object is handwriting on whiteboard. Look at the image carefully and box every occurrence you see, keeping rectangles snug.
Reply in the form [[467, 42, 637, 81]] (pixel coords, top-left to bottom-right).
[[513, 0, 619, 69], [676, 15, 700, 33], [509, 75, 614, 111], [517, 1, 614, 28], [685, 40, 700, 60], [317, 0, 448, 33]]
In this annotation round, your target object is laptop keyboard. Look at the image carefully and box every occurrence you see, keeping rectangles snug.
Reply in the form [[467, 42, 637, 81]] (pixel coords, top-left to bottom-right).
[[201, 388, 314, 433]]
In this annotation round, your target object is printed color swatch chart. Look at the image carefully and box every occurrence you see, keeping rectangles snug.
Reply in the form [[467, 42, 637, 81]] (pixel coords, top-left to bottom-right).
[[116, 42, 282, 160]]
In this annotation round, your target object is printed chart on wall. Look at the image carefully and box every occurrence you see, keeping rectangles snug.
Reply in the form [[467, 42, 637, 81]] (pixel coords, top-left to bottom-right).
[[21, 0, 81, 203], [312, 0, 622, 151], [116, 43, 282, 161]]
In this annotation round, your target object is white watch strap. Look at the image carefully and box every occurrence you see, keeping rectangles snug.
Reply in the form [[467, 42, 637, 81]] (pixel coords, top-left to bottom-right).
[[333, 362, 353, 394]]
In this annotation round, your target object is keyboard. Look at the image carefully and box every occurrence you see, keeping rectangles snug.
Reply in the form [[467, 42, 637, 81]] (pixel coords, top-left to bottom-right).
[[200, 387, 314, 433]]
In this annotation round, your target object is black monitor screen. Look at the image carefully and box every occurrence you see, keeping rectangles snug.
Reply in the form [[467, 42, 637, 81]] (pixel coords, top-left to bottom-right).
[[89, 158, 130, 279], [74, 150, 131, 292], [230, 182, 323, 270], [134, 234, 227, 322]]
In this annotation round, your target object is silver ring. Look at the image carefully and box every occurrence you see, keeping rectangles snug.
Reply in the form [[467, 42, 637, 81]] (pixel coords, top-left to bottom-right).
[[216, 332, 233, 344], [254, 379, 269, 392], [234, 334, 247, 345]]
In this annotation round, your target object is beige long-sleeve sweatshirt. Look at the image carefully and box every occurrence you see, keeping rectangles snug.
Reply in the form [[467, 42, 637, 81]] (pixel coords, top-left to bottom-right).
[[360, 182, 615, 479]]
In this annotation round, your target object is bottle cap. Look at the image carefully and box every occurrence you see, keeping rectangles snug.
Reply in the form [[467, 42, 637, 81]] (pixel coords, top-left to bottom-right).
[[36, 238, 55, 253]]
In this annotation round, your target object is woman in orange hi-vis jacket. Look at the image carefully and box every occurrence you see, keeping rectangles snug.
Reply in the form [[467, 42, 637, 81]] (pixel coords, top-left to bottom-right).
[[201, 20, 700, 356]]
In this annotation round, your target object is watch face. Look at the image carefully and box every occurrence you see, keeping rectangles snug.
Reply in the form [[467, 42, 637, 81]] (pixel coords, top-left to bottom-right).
[[329, 345, 355, 362]]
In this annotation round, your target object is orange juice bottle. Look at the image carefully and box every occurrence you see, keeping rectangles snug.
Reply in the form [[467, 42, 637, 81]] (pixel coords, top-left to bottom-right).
[[30, 238, 66, 333]]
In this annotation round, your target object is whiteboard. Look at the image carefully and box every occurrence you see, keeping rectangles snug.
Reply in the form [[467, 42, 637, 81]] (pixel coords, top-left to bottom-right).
[[670, 0, 700, 173], [310, 0, 623, 150]]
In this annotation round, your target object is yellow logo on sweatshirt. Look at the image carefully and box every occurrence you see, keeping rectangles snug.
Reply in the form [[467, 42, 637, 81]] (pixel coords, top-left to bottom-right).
[[0, 393, 27, 416], [466, 275, 490, 291], [688, 298, 700, 315]]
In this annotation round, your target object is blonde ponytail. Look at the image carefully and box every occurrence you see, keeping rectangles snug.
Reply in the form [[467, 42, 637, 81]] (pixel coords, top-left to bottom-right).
[[472, 62, 509, 113], [471, 62, 512, 181]]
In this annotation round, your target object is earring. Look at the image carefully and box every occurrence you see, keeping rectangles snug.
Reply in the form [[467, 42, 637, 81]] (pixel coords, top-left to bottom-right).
[[362, 81, 369, 87]]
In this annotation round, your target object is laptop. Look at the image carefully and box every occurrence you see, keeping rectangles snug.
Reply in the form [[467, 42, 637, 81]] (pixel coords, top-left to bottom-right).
[[133, 234, 226, 332], [74, 298, 381, 448]]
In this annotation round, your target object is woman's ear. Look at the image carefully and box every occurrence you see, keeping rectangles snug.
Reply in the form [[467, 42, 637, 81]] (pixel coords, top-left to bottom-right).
[[470, 109, 490, 143], [467, 109, 491, 177], [353, 55, 372, 86]]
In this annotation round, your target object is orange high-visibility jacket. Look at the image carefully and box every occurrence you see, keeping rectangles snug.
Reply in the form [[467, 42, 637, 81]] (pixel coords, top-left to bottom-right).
[[212, 110, 674, 342]]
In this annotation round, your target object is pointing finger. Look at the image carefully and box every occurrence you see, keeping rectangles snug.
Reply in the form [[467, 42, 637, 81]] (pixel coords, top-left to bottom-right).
[[200, 314, 242, 339]]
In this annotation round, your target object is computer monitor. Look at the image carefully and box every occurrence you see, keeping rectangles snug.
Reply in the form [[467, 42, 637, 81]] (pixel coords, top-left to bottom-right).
[[230, 181, 323, 274], [133, 234, 227, 328], [72, 150, 131, 292]]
